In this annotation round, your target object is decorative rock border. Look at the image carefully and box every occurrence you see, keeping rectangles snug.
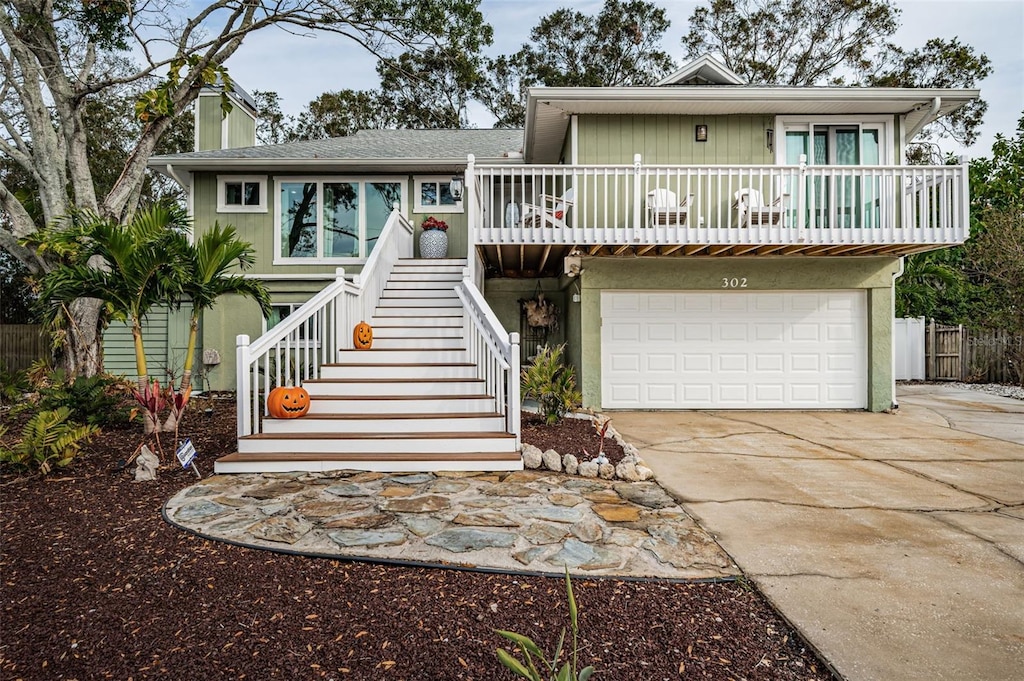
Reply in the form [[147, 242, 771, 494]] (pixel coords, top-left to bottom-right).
[[521, 413, 656, 482]]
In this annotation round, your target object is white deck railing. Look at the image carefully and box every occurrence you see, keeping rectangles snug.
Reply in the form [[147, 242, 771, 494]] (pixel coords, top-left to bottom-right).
[[455, 269, 521, 447], [235, 207, 414, 437], [468, 155, 969, 247]]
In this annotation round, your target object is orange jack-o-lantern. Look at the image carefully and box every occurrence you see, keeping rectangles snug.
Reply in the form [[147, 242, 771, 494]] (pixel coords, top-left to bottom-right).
[[267, 386, 310, 418], [353, 320, 373, 350]]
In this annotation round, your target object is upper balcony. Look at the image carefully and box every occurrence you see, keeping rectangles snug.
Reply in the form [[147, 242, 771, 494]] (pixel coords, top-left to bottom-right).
[[467, 156, 969, 276]]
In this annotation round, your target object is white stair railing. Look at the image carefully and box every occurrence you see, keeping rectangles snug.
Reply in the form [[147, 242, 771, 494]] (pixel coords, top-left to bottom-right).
[[455, 269, 521, 448], [236, 208, 414, 437]]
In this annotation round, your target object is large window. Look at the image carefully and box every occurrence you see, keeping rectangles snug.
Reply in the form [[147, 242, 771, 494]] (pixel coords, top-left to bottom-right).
[[276, 178, 404, 262], [777, 117, 889, 229], [218, 175, 266, 213]]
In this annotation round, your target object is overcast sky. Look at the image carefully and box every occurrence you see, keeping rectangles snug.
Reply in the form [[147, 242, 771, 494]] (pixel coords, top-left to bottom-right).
[[223, 0, 1024, 159]]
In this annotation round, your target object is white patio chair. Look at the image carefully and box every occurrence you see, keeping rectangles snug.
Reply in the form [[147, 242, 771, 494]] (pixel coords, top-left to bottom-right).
[[646, 188, 693, 226], [733, 188, 785, 226], [521, 187, 575, 228]]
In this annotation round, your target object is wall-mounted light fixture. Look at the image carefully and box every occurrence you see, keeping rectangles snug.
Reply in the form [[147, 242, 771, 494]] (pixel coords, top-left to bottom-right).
[[695, 124, 708, 142], [449, 174, 464, 201], [766, 128, 775, 152]]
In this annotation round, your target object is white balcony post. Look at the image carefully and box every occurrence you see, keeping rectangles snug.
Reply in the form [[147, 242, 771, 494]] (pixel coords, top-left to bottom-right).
[[466, 154, 477, 283], [333, 268, 347, 357], [797, 154, 808, 231], [236, 334, 251, 437], [509, 331, 521, 447], [633, 153, 643, 233]]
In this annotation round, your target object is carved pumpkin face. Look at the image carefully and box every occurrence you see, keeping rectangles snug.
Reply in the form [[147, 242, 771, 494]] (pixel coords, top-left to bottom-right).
[[353, 321, 373, 350], [267, 386, 310, 418]]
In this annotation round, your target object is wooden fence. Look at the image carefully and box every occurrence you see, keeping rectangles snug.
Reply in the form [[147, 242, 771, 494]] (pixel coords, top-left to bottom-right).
[[925, 320, 1023, 385], [0, 324, 49, 372]]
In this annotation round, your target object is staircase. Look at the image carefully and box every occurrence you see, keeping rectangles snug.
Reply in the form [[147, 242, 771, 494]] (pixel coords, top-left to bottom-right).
[[216, 259, 522, 473]]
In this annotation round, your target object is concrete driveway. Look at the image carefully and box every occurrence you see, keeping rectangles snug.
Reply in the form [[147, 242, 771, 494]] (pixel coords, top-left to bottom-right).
[[613, 387, 1024, 681]]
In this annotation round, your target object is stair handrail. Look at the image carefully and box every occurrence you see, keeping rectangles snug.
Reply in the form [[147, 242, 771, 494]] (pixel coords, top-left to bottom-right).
[[236, 208, 414, 437], [455, 269, 521, 447]]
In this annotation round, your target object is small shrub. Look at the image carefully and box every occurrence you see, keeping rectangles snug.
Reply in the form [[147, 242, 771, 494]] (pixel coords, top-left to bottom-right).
[[0, 363, 29, 405], [521, 345, 582, 425], [0, 407, 99, 474], [495, 569, 594, 681], [36, 373, 133, 426]]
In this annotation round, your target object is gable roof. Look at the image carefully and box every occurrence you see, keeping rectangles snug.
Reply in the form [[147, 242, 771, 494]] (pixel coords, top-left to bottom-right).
[[149, 128, 524, 174], [657, 55, 746, 86]]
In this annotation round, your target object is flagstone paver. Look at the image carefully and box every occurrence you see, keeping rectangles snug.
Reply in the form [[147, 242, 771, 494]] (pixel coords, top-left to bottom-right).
[[164, 470, 738, 579]]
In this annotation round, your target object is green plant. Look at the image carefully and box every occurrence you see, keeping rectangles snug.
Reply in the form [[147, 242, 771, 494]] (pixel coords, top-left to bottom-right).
[[495, 569, 594, 681], [0, 363, 29, 405], [521, 344, 582, 425], [0, 407, 99, 474], [36, 373, 133, 426]]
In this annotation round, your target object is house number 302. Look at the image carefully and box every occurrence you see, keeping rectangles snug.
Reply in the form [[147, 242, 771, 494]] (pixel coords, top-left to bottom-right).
[[721, 277, 748, 288]]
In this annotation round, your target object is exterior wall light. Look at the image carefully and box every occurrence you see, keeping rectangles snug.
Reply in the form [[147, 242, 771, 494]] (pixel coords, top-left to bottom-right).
[[695, 124, 708, 142], [449, 175, 464, 201], [766, 128, 775, 152]]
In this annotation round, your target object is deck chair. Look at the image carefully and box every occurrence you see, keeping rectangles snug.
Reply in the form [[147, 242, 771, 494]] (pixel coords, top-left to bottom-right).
[[733, 188, 785, 226], [521, 188, 575, 228], [646, 189, 693, 226]]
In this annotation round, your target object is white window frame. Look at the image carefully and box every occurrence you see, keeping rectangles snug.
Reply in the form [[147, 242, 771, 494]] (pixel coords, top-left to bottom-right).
[[262, 302, 321, 349], [217, 175, 267, 213], [273, 176, 406, 265], [413, 175, 463, 214], [774, 115, 893, 166]]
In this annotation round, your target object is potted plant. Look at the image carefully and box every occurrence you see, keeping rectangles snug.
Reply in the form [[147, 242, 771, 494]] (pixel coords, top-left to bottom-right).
[[419, 216, 449, 258]]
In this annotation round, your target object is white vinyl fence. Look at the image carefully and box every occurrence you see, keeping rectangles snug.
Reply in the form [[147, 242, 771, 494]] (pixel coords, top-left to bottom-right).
[[894, 317, 926, 380]]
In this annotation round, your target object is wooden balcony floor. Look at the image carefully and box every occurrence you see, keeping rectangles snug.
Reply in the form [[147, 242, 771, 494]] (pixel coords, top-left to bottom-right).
[[478, 241, 951, 277]]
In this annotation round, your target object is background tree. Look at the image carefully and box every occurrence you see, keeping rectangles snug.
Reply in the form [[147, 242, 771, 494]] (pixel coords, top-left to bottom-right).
[[291, 90, 397, 140], [681, 0, 989, 147], [1, 0, 491, 376], [479, 0, 675, 127]]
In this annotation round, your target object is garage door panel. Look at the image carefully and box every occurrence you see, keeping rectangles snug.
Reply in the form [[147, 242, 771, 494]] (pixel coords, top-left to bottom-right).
[[645, 384, 677, 404], [602, 290, 867, 409], [646, 354, 677, 372], [646, 323, 676, 342]]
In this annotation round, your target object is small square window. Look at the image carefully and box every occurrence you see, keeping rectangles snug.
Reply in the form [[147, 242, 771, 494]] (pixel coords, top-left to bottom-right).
[[218, 176, 267, 213], [414, 176, 462, 214]]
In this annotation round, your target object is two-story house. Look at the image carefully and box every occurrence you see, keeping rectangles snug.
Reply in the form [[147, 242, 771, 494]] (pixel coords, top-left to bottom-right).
[[147, 56, 978, 473]]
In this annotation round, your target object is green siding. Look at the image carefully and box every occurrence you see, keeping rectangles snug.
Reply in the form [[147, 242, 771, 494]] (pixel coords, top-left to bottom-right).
[[196, 96, 223, 151], [577, 256, 900, 412], [227, 110, 255, 148], [576, 114, 776, 165], [482, 278, 567, 358], [102, 308, 170, 380]]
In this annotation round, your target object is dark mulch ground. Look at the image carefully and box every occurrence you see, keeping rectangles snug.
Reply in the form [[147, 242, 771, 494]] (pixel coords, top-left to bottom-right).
[[0, 399, 835, 681], [522, 413, 627, 467]]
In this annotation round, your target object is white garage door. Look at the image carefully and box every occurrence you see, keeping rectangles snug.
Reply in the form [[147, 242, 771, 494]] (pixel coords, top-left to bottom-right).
[[601, 291, 867, 409]]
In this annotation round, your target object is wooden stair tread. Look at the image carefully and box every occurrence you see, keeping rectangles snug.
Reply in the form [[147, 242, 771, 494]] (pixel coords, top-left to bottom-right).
[[242, 431, 515, 440], [218, 451, 520, 463], [318, 362, 475, 368], [305, 377, 483, 384], [311, 393, 491, 400], [267, 412, 502, 420]]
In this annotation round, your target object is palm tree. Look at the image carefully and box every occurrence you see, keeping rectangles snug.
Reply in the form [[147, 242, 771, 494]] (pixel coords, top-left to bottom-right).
[[896, 251, 965, 319], [38, 206, 191, 431], [163, 223, 271, 432]]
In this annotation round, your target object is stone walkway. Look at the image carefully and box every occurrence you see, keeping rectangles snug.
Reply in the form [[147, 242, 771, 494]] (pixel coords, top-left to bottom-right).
[[164, 469, 738, 580]]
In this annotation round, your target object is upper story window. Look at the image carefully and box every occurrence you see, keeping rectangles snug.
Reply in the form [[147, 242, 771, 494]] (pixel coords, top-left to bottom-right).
[[414, 176, 462, 214], [776, 116, 891, 166], [218, 175, 266, 213], [275, 178, 404, 263]]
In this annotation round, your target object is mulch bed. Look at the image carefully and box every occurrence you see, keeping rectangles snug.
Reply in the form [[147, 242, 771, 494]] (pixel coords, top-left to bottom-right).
[[522, 413, 627, 467], [0, 399, 835, 680]]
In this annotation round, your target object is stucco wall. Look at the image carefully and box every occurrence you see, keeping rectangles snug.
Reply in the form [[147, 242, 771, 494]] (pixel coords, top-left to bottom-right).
[[577, 256, 900, 412]]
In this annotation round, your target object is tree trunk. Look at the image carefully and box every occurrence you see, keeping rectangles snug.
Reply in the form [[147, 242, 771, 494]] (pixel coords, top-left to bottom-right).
[[59, 297, 105, 376]]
